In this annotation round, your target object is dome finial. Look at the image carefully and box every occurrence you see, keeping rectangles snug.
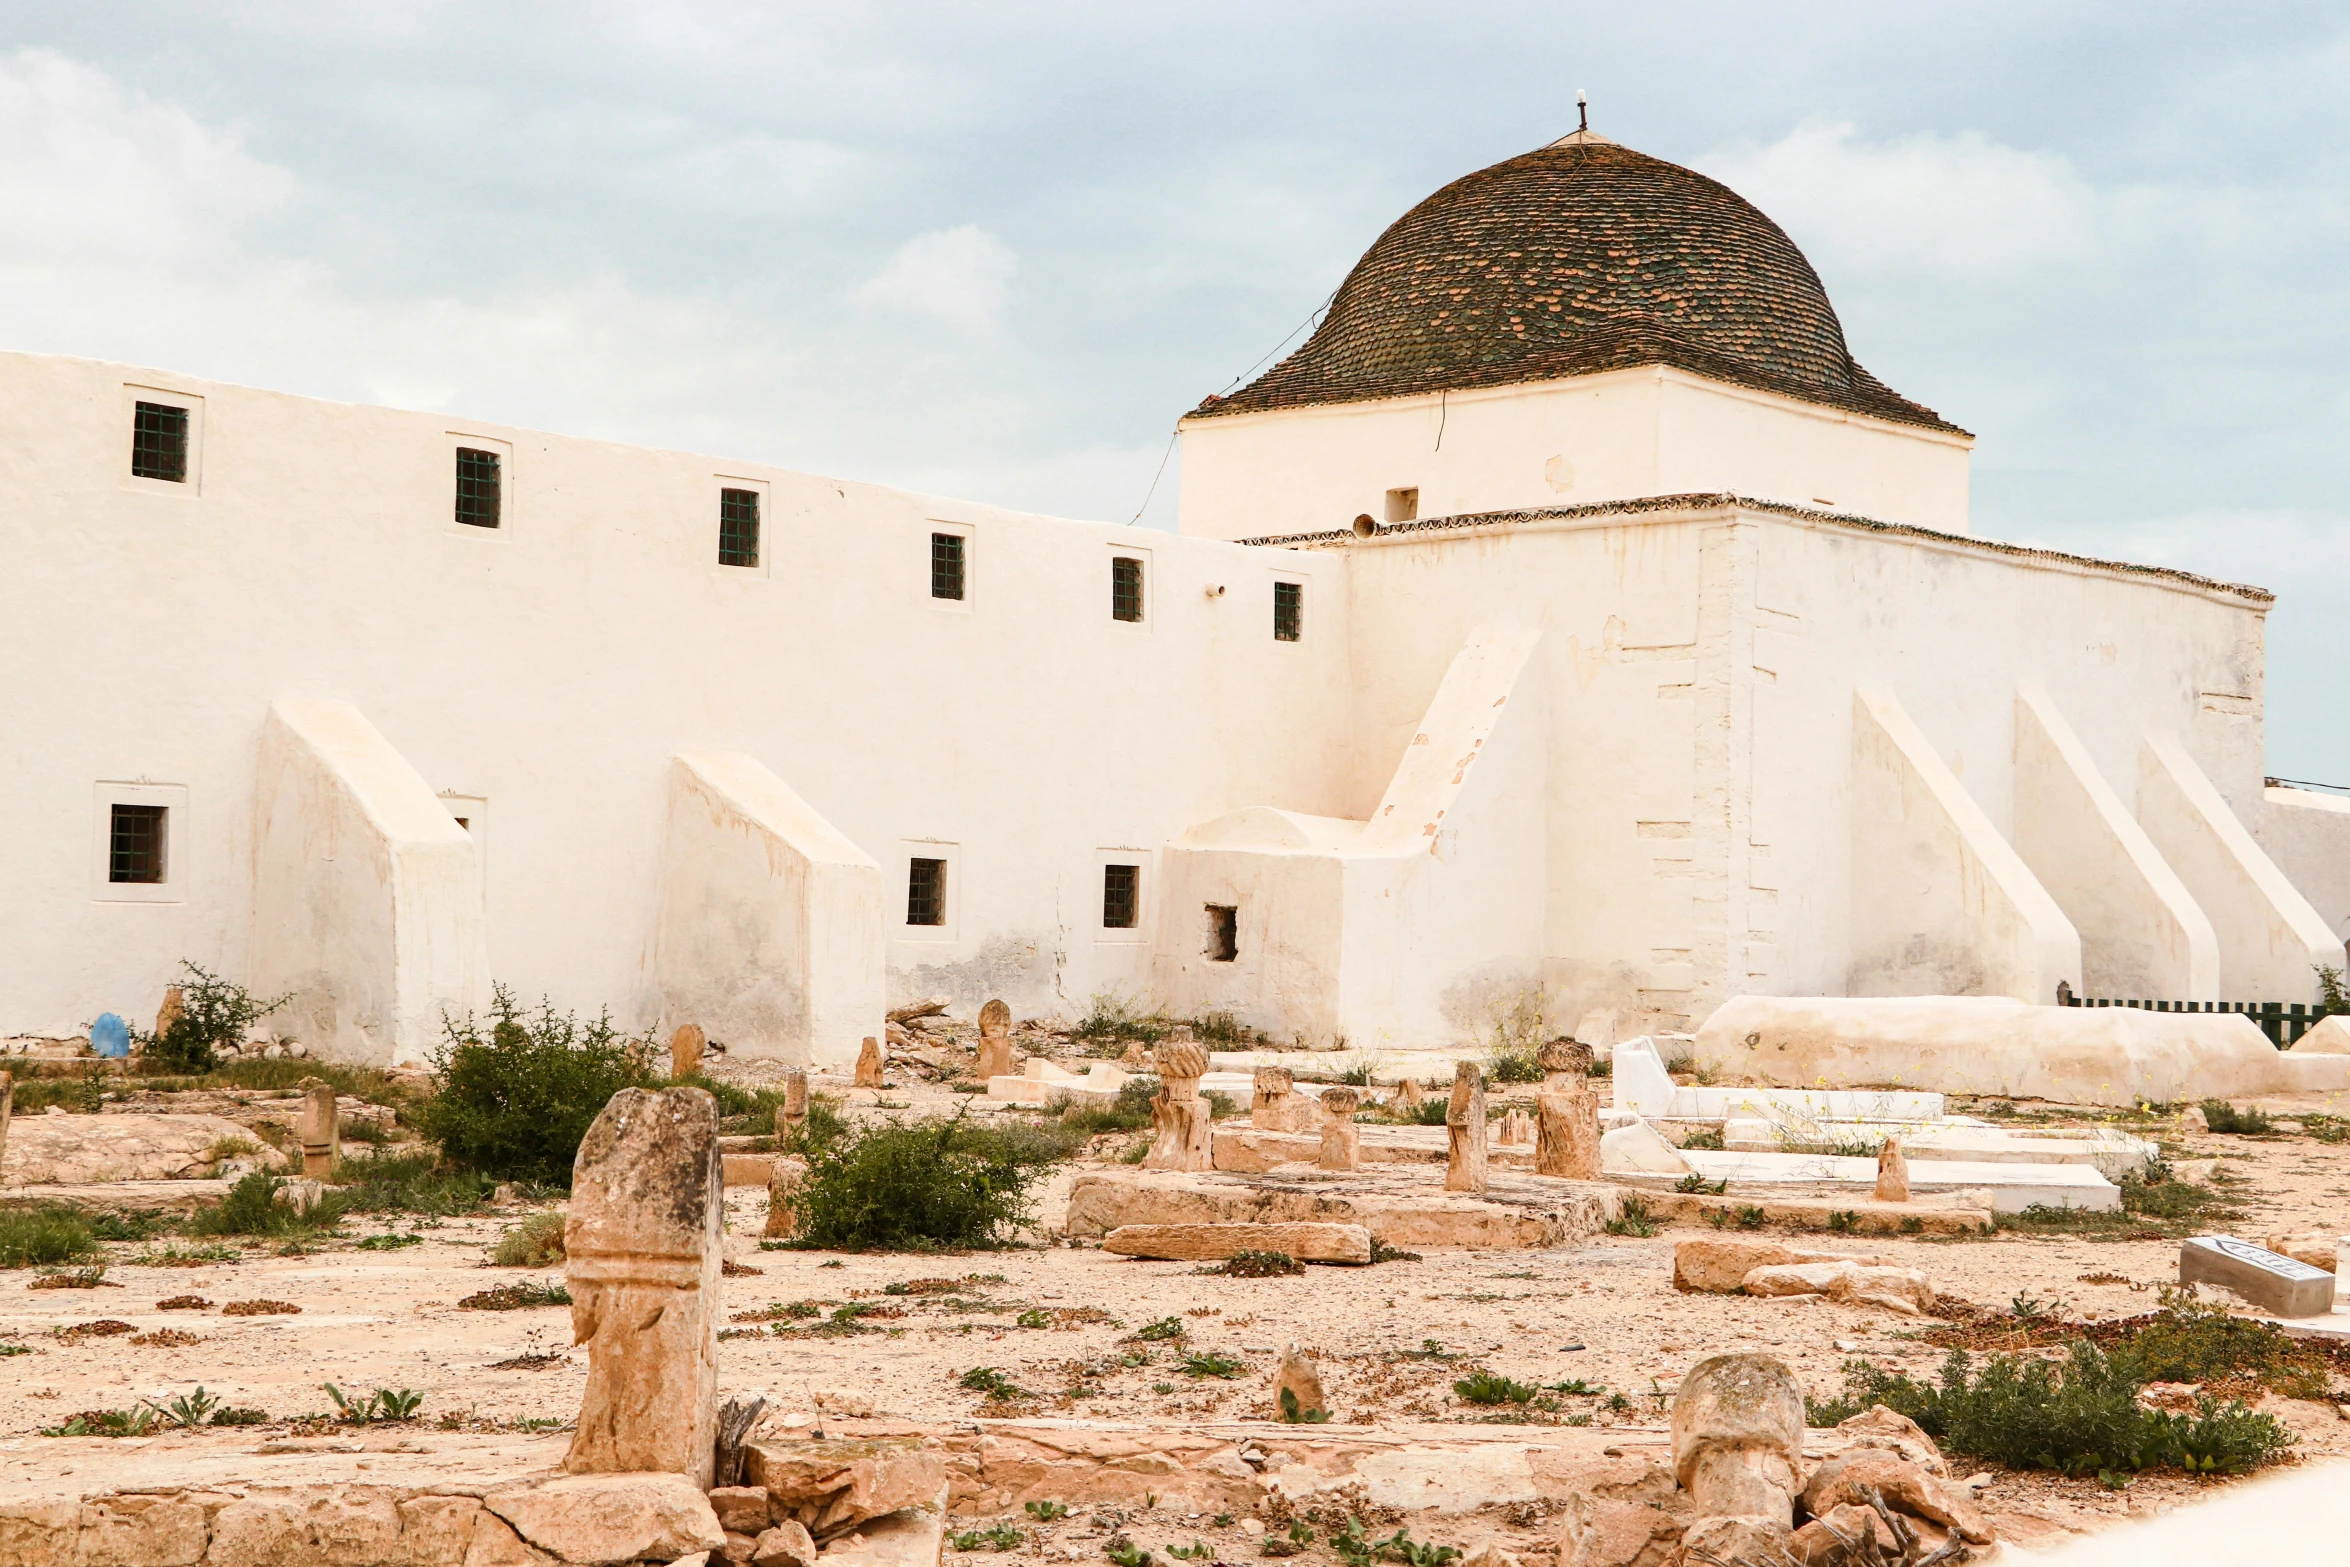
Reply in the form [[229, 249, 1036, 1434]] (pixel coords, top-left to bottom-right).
[[1576, 89, 1588, 135]]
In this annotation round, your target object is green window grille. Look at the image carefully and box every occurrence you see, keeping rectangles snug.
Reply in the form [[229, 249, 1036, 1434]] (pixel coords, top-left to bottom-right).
[[931, 533, 966, 600], [719, 488, 761, 567], [1102, 864, 1139, 929], [132, 402, 189, 482], [1273, 580, 1303, 642], [1111, 556, 1144, 622], [907, 857, 947, 926], [454, 448, 502, 528], [109, 804, 167, 884]]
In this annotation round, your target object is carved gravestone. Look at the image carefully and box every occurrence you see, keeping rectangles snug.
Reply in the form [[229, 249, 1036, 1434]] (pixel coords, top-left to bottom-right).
[[1536, 1040, 1599, 1180], [1275, 1344, 1327, 1422], [670, 1023, 707, 1081], [565, 1086, 724, 1484], [1446, 1061, 1488, 1192], [295, 1077, 339, 1179], [1875, 1138, 1911, 1203], [1316, 1087, 1362, 1170], [1250, 1067, 1317, 1134], [776, 1069, 809, 1141], [1145, 1041, 1214, 1171], [975, 999, 1015, 1081], [764, 1156, 809, 1241], [1671, 1354, 1805, 1560], [2179, 1235, 2336, 1318], [854, 1037, 885, 1089]]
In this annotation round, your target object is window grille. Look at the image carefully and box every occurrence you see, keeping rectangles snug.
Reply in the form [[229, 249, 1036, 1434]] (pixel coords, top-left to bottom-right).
[[132, 402, 189, 483], [1103, 864, 1140, 929], [1273, 581, 1303, 642], [907, 857, 947, 926], [109, 804, 168, 884], [454, 448, 502, 528], [1111, 556, 1144, 622], [719, 487, 761, 567], [1205, 903, 1238, 962], [931, 533, 966, 600]]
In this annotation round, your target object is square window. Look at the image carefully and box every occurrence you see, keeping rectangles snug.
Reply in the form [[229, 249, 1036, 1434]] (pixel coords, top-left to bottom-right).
[[1205, 904, 1238, 962], [109, 803, 167, 884], [931, 532, 966, 600], [1385, 486, 1418, 523], [132, 402, 190, 483], [719, 487, 761, 568], [907, 857, 948, 926], [454, 447, 502, 529], [1273, 580, 1304, 642], [1103, 863, 1140, 929], [1111, 556, 1145, 623]]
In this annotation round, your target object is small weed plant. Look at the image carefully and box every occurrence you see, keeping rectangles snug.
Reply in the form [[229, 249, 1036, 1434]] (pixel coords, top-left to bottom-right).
[[2199, 1100, 2274, 1136], [189, 1173, 348, 1239], [960, 1366, 1031, 1401], [491, 1211, 568, 1267], [1168, 1542, 1212, 1561], [1673, 1173, 1728, 1195], [1179, 1351, 1246, 1379], [1217, 1250, 1303, 1278], [1603, 1197, 1657, 1238], [1024, 1501, 1071, 1523], [457, 1281, 570, 1311], [1074, 991, 1174, 1045], [1133, 1316, 1186, 1341], [324, 1384, 424, 1423], [1453, 1371, 1536, 1406], [952, 1523, 1027, 1552]]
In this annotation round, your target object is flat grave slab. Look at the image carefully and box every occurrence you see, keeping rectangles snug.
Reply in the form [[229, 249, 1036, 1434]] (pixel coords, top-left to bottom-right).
[[1064, 1167, 1620, 1250], [2180, 1235, 2337, 1318]]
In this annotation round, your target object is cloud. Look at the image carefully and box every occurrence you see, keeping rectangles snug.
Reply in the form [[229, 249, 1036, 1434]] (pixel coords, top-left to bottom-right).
[[852, 224, 1017, 331], [1701, 121, 2093, 277]]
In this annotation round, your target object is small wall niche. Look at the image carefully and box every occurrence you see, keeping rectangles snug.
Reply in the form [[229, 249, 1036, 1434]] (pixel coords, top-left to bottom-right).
[[1204, 903, 1239, 962]]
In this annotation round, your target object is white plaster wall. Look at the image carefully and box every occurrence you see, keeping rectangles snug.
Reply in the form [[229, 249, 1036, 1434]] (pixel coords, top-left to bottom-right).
[[2012, 685, 2219, 999], [654, 752, 885, 1067], [2257, 786, 2350, 955], [248, 700, 490, 1065], [1176, 368, 1971, 542], [1848, 686, 2080, 1002], [0, 350, 1356, 1045], [2138, 733, 2339, 1001]]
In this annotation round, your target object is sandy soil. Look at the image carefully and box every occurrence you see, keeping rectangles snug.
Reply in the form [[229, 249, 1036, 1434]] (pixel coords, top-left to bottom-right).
[[6, 1062, 2350, 1555]]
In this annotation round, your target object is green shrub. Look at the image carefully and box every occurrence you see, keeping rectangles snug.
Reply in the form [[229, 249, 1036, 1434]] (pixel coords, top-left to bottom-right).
[[1807, 1342, 2297, 1477], [1073, 991, 1173, 1045], [1680, 1128, 1725, 1151], [332, 1151, 501, 1216], [189, 1173, 347, 1239], [491, 1212, 568, 1267], [1406, 1098, 1449, 1127], [1484, 1043, 1543, 1085], [131, 962, 293, 1075], [1192, 1012, 1265, 1047], [790, 1114, 1057, 1251], [2199, 1100, 2274, 1135], [458, 1281, 570, 1310], [410, 987, 657, 1186], [1053, 1078, 1156, 1136], [1217, 1250, 1303, 1277], [0, 1205, 101, 1269]]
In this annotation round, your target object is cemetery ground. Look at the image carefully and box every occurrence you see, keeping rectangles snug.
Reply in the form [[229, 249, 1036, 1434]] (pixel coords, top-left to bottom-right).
[[7, 1012, 2350, 1562]]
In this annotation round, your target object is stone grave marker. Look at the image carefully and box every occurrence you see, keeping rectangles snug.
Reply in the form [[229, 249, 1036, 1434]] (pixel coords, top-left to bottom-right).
[[2179, 1235, 2336, 1318]]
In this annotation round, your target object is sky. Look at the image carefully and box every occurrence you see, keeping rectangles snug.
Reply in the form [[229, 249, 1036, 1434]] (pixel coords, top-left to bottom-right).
[[2, 3, 2344, 775]]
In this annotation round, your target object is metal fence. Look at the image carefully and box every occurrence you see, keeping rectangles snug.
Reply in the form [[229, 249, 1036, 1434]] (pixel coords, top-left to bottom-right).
[[2056, 983, 2339, 1049]]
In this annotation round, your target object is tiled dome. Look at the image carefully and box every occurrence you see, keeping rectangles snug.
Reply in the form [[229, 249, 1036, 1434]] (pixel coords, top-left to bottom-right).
[[1192, 132, 1958, 433]]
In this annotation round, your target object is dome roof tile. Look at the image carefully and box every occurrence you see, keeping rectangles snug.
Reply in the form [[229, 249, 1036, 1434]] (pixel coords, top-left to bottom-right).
[[1193, 137, 1959, 433]]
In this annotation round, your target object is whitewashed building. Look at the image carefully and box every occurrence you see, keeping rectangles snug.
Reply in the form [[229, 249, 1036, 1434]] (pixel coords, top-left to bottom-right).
[[5, 127, 2345, 1067]]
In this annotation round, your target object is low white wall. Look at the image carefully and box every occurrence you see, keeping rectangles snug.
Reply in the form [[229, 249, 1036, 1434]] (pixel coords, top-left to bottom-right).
[[1695, 993, 2303, 1108], [248, 700, 489, 1066], [2012, 685, 2218, 998], [2138, 732, 2338, 1001], [654, 753, 884, 1068], [1177, 368, 1971, 542], [1848, 686, 2079, 1002], [2258, 786, 2350, 957]]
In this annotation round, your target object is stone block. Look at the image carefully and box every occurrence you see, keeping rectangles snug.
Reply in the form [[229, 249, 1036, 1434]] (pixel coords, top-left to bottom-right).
[[723, 1154, 777, 1188], [71, 1495, 209, 1567], [2180, 1235, 2337, 1317], [1741, 1260, 1935, 1315], [396, 1496, 488, 1565], [0, 1110, 291, 1184], [743, 1439, 948, 1543], [1671, 1238, 1894, 1294], [811, 1487, 946, 1567], [486, 1473, 726, 1567], [752, 1519, 818, 1567], [710, 1488, 774, 1536], [1101, 1221, 1371, 1263]]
